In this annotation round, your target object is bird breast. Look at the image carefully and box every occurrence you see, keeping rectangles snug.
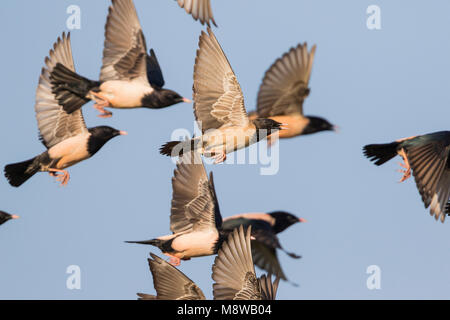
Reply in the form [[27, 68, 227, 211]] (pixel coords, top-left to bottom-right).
[[100, 79, 153, 108], [270, 114, 308, 138], [171, 229, 219, 258], [202, 126, 257, 154], [48, 133, 91, 169]]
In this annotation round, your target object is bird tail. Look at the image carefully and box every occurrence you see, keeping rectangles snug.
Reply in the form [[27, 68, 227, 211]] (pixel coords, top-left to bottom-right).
[[125, 239, 162, 247], [363, 142, 400, 166], [159, 139, 198, 157], [4, 157, 40, 187], [50, 62, 100, 114]]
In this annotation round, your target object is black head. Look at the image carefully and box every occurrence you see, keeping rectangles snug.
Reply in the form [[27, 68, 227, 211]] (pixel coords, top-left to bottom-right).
[[303, 116, 336, 135], [87, 126, 126, 156], [0, 211, 19, 226], [269, 211, 305, 234], [141, 89, 189, 109]]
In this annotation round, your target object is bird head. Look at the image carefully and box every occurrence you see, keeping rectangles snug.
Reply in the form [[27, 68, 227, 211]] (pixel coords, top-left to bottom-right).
[[87, 126, 127, 156], [303, 116, 337, 135], [269, 211, 305, 234], [142, 89, 191, 109]]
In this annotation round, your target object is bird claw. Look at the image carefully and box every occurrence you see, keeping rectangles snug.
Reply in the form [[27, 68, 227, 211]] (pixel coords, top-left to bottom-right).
[[168, 256, 181, 266], [49, 170, 70, 186], [397, 149, 411, 183], [213, 153, 226, 164]]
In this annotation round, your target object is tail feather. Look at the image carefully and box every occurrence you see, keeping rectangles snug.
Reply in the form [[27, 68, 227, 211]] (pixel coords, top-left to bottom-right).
[[4, 157, 39, 187], [50, 63, 100, 114], [125, 239, 161, 246], [363, 142, 400, 166]]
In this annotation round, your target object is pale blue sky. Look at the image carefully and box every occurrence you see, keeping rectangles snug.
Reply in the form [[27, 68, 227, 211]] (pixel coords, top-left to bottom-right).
[[1, 0, 450, 299]]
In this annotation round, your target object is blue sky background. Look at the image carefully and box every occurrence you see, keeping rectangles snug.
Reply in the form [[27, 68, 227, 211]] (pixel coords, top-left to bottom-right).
[[1, 0, 450, 300]]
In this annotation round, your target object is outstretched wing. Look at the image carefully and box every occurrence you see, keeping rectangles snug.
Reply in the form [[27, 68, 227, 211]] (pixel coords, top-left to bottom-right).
[[212, 225, 262, 300], [177, 0, 217, 27], [35, 32, 88, 149], [257, 43, 316, 117], [258, 274, 280, 300], [100, 0, 148, 83], [193, 28, 249, 133], [146, 49, 165, 88], [170, 152, 221, 234], [146, 253, 206, 300], [405, 133, 450, 222]]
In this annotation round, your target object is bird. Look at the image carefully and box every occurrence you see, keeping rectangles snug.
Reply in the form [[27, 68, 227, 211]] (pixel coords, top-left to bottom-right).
[[49, 0, 190, 118], [212, 225, 280, 300], [160, 28, 285, 164], [126, 151, 225, 266], [222, 211, 305, 281], [0, 211, 19, 226], [363, 131, 450, 222], [249, 43, 337, 146], [137, 253, 206, 300], [137, 228, 280, 300], [176, 0, 217, 27], [4, 33, 126, 187]]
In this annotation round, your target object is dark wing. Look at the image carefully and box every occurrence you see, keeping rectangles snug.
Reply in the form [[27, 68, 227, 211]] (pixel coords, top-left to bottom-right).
[[147, 253, 205, 300], [170, 152, 220, 234], [257, 43, 316, 117], [209, 172, 222, 229], [36, 32, 88, 149], [177, 0, 217, 27], [212, 225, 262, 300], [146, 49, 165, 88], [406, 134, 450, 222], [100, 0, 148, 83], [251, 240, 287, 281], [193, 28, 249, 133], [258, 274, 281, 300]]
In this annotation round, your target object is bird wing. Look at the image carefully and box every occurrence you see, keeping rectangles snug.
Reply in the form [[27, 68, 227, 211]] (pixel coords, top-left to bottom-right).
[[251, 240, 287, 280], [209, 171, 222, 229], [212, 225, 262, 300], [258, 274, 280, 300], [146, 49, 165, 88], [170, 152, 220, 234], [35, 32, 88, 149], [193, 28, 249, 133], [177, 0, 217, 27], [99, 0, 148, 83], [406, 136, 450, 222], [257, 43, 316, 117], [147, 253, 206, 300]]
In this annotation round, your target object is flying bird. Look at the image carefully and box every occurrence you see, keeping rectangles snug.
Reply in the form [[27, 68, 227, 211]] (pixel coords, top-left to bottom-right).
[[363, 131, 450, 222], [160, 28, 284, 163], [176, 0, 217, 27], [4, 33, 126, 187], [50, 0, 190, 118], [222, 211, 305, 281], [212, 225, 280, 300], [137, 253, 206, 300], [126, 152, 225, 266], [249, 43, 337, 145], [0, 211, 19, 226]]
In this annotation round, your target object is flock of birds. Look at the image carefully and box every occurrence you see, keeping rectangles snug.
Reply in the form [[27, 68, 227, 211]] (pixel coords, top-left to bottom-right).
[[2, 0, 450, 300]]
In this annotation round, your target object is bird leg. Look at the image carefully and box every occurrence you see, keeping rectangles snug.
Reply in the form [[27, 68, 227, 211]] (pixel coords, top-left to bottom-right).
[[48, 169, 70, 186], [90, 92, 113, 118], [212, 152, 227, 164], [397, 148, 411, 183], [163, 253, 181, 266]]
